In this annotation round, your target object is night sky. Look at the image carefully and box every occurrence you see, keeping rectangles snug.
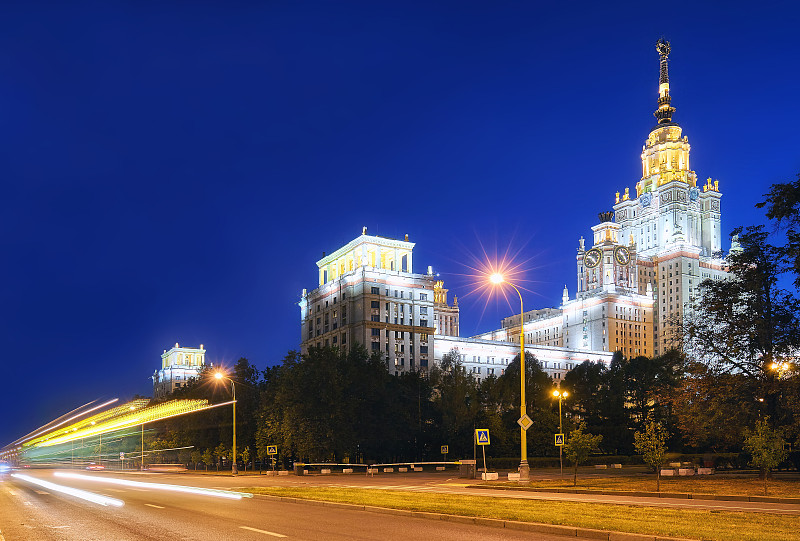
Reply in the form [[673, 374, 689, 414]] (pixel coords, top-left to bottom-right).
[[2, 1, 799, 445]]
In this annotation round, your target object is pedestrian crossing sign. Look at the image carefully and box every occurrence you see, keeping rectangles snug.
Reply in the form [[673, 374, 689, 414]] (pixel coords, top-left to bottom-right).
[[267, 445, 278, 455], [555, 433, 565, 446], [475, 429, 490, 446]]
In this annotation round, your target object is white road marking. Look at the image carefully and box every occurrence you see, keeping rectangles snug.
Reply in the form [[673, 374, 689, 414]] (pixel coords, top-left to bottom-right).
[[239, 525, 287, 537], [144, 503, 165, 509], [105, 488, 126, 493], [34, 490, 49, 495]]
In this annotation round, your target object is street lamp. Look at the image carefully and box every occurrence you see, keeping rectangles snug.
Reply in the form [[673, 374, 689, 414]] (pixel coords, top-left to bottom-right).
[[770, 361, 793, 378], [552, 389, 569, 477], [215, 371, 237, 475], [490, 272, 530, 481]]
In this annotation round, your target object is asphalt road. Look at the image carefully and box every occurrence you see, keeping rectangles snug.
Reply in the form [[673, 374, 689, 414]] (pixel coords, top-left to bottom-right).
[[0, 469, 578, 541]]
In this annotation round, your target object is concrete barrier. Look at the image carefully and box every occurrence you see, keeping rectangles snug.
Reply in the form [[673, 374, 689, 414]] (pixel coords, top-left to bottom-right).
[[481, 472, 499, 480], [398, 467, 408, 472], [383, 467, 394, 473], [594, 464, 607, 469], [660, 469, 675, 476], [343, 468, 353, 474], [321, 468, 331, 475], [435, 466, 445, 471], [278, 470, 289, 476], [668, 462, 681, 468], [412, 467, 422, 472], [611, 463, 622, 469], [697, 467, 713, 475], [678, 468, 695, 476], [266, 470, 276, 476], [507, 472, 521, 481], [367, 468, 378, 474]]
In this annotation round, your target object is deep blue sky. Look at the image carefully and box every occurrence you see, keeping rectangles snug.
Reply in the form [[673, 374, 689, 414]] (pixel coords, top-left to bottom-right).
[[2, 1, 799, 444]]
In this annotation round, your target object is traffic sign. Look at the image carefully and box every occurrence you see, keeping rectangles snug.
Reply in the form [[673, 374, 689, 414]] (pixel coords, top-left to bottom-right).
[[475, 429, 490, 446], [441, 445, 448, 455], [554, 433, 565, 446], [267, 445, 278, 455], [517, 414, 533, 430], [119, 452, 125, 459]]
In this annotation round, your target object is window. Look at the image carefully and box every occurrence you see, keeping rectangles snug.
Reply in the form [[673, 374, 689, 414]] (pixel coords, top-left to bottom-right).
[[420, 346, 428, 354], [371, 315, 380, 322], [371, 342, 380, 351], [371, 287, 380, 295], [420, 293, 427, 301], [371, 328, 380, 336], [420, 319, 428, 327], [420, 306, 428, 315], [371, 301, 380, 309]]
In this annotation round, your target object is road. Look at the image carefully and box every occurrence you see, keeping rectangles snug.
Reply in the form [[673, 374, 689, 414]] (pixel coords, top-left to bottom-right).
[[0, 469, 578, 541]]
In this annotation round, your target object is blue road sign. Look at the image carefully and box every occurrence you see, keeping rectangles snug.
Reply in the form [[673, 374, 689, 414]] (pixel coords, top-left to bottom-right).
[[554, 433, 565, 446], [475, 429, 490, 446]]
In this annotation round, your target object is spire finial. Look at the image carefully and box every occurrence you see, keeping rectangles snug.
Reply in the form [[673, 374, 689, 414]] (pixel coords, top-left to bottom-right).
[[654, 38, 676, 125]]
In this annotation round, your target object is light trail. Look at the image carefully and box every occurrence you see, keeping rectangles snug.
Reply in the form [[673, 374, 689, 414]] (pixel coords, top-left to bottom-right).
[[54, 472, 253, 500], [11, 473, 124, 507]]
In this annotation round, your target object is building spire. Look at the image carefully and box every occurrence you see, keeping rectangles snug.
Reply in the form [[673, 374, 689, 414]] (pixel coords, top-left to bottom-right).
[[654, 38, 676, 125]]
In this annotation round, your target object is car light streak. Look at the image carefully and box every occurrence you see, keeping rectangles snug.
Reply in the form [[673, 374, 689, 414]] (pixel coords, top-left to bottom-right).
[[54, 472, 252, 500], [11, 474, 124, 507]]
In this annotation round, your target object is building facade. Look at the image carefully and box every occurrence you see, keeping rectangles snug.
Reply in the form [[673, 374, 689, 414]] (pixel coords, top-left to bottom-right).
[[482, 39, 728, 358], [299, 229, 460, 375], [152, 343, 207, 398], [300, 229, 613, 379]]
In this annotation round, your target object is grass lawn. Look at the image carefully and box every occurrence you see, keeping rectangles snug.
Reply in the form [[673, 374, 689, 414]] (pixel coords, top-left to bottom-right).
[[242, 486, 800, 541], [509, 475, 800, 498]]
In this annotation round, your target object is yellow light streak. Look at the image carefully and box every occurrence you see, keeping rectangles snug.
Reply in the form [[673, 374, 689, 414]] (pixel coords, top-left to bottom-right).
[[34, 399, 216, 447], [54, 472, 252, 500]]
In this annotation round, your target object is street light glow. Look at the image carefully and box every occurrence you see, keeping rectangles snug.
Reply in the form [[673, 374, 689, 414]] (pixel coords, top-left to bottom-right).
[[490, 273, 504, 284], [215, 372, 224, 379]]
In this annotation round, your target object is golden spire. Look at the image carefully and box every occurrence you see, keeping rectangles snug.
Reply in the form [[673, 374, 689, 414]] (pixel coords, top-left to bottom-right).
[[654, 39, 676, 125]]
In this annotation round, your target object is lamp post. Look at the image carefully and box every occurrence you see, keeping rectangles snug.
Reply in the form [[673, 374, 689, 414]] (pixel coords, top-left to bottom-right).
[[552, 389, 569, 477], [490, 273, 529, 481], [215, 372, 237, 475], [770, 361, 793, 379]]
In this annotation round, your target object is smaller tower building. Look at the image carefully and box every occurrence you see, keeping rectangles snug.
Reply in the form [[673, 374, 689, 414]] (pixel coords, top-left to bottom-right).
[[152, 343, 207, 398]]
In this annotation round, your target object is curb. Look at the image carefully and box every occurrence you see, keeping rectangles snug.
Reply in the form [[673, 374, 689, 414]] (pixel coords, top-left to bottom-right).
[[248, 492, 697, 541], [468, 485, 800, 504]]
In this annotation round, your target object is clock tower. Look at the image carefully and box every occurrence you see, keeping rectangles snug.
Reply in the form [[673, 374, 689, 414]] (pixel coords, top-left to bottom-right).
[[577, 212, 638, 297]]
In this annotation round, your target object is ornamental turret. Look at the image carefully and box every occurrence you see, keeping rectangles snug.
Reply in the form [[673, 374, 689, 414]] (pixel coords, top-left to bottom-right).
[[654, 39, 676, 125]]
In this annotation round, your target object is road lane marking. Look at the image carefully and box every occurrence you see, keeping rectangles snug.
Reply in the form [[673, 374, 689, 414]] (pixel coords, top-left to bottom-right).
[[34, 490, 50, 495], [105, 488, 126, 493], [239, 526, 287, 537], [144, 503, 165, 509]]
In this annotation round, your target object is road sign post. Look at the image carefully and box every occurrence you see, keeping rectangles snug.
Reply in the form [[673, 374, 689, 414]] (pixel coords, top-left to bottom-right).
[[475, 429, 490, 474], [554, 433, 564, 446], [267, 445, 277, 471]]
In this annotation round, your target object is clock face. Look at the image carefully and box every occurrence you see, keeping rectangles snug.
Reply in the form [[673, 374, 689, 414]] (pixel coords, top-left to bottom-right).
[[584, 248, 602, 268], [614, 246, 630, 265]]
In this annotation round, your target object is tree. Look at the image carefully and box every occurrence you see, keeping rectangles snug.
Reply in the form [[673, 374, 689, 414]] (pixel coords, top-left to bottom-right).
[[757, 173, 800, 288], [214, 443, 228, 471], [201, 448, 214, 471], [743, 418, 788, 496], [241, 446, 251, 472], [633, 419, 669, 492], [563, 422, 602, 486], [683, 226, 800, 379], [190, 449, 202, 470]]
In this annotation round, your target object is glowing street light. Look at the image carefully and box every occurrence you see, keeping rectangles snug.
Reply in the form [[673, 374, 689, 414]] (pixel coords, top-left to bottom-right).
[[770, 361, 793, 378], [215, 371, 237, 475], [552, 389, 569, 477], [489, 272, 530, 481]]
